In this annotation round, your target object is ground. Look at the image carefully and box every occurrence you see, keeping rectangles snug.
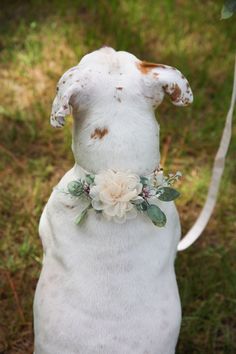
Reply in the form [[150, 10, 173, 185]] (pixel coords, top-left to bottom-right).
[[0, 1, 236, 353]]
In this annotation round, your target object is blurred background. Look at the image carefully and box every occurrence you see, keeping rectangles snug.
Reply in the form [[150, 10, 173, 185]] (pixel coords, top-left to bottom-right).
[[0, 1, 235, 353]]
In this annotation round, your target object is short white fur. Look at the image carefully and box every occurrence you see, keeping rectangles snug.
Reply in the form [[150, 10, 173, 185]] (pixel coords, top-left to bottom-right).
[[34, 47, 193, 354]]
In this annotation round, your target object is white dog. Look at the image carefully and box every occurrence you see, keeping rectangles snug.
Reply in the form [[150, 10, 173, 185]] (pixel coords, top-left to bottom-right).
[[33, 47, 193, 354]]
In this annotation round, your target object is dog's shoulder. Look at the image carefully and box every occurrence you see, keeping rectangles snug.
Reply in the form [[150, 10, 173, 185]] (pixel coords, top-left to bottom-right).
[[38, 167, 90, 253], [44, 167, 89, 222]]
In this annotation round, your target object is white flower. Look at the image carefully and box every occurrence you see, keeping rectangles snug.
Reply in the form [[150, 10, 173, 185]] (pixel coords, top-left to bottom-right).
[[89, 169, 143, 223]]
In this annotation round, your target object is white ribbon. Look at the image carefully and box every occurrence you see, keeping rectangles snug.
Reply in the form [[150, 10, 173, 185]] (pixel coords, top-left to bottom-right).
[[178, 56, 236, 251]]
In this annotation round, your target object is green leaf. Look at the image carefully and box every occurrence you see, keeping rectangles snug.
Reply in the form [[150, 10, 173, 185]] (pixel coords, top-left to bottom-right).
[[140, 176, 150, 186], [221, 1, 236, 19], [140, 201, 148, 211], [75, 208, 88, 225], [136, 201, 148, 211], [147, 204, 167, 227], [221, 4, 233, 19], [85, 174, 95, 184], [158, 187, 180, 202], [67, 180, 83, 196]]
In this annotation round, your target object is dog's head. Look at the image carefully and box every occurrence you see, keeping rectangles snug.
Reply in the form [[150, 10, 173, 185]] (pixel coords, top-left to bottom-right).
[[50, 47, 193, 128]]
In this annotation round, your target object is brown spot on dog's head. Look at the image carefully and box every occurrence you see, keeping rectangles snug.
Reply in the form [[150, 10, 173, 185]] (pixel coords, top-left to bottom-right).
[[137, 61, 167, 74], [170, 83, 182, 102], [163, 83, 182, 103], [91, 127, 109, 140], [116, 87, 123, 90]]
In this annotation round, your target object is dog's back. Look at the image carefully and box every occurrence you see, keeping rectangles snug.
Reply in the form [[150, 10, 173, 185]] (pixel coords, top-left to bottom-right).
[[34, 169, 181, 354]]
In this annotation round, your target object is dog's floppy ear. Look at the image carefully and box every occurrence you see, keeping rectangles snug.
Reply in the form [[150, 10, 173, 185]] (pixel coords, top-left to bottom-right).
[[138, 61, 193, 107], [50, 67, 80, 128]]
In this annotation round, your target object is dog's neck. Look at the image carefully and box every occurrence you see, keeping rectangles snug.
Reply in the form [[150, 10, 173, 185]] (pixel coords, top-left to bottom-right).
[[71, 107, 161, 176]]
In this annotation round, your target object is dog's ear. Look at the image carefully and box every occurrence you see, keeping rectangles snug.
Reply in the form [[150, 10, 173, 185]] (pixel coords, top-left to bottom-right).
[[50, 67, 80, 128], [138, 61, 193, 107]]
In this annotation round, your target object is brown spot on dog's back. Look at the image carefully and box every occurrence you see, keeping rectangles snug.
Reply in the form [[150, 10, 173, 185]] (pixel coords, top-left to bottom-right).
[[91, 127, 109, 140], [137, 61, 167, 74], [116, 87, 123, 90]]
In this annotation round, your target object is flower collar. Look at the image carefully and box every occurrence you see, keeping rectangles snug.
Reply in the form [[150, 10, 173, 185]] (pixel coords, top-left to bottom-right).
[[63, 166, 181, 227]]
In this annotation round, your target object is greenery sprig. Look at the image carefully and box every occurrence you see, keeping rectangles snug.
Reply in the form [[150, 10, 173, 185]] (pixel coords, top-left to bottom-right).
[[65, 169, 182, 227]]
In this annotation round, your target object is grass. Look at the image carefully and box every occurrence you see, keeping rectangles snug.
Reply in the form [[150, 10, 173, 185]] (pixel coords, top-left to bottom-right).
[[0, 0, 236, 353]]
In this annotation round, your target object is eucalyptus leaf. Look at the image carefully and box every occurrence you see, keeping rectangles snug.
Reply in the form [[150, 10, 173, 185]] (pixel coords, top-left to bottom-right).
[[136, 201, 148, 211], [221, 0, 236, 19], [68, 180, 84, 196], [140, 176, 150, 186], [147, 204, 166, 227], [75, 208, 88, 225], [140, 201, 148, 211], [85, 174, 95, 184], [158, 187, 180, 202], [221, 4, 233, 19]]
